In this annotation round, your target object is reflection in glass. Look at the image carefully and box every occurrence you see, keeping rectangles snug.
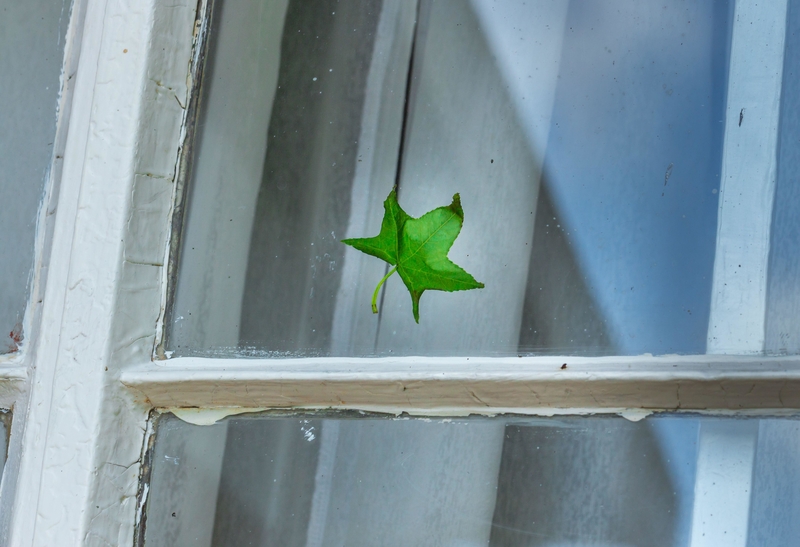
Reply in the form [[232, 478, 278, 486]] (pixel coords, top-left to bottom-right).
[[143, 413, 800, 547], [0, 412, 8, 485], [0, 1, 71, 353], [767, 0, 800, 355], [170, 0, 733, 357]]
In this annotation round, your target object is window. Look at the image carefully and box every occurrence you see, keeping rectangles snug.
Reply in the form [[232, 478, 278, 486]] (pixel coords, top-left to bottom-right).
[[168, 0, 732, 358], [5, 0, 800, 545], [0, 0, 71, 354], [0, 0, 76, 541]]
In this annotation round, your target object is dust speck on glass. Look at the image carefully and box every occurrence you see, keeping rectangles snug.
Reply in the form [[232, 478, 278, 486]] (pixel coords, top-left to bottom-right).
[[0, 1, 71, 354], [167, 0, 800, 357]]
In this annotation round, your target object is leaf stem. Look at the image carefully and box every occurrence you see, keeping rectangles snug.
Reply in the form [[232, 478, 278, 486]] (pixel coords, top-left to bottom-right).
[[372, 266, 398, 314]]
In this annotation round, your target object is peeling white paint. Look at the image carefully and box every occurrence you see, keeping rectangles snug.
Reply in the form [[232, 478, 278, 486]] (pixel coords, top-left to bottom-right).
[[171, 407, 264, 426], [618, 409, 653, 422], [163, 405, 654, 421], [9, 0, 200, 544]]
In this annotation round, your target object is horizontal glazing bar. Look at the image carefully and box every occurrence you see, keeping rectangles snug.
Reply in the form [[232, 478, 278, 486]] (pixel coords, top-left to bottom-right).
[[122, 355, 800, 412]]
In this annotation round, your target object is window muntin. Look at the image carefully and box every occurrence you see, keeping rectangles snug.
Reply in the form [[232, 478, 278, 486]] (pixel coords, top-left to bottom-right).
[[167, 0, 743, 358], [0, 0, 72, 354]]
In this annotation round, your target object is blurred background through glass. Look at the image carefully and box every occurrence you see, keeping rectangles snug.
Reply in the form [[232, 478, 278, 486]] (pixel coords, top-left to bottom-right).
[[143, 412, 800, 547], [170, 0, 738, 357], [0, 0, 71, 353]]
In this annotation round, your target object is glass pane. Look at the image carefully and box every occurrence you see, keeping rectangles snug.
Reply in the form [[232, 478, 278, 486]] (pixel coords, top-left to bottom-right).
[[767, 0, 800, 355], [0, 0, 71, 353], [143, 412, 799, 546], [170, 0, 734, 357], [0, 411, 9, 485]]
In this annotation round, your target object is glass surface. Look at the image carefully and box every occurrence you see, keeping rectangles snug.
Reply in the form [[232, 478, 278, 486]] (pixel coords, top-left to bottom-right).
[[143, 412, 800, 547], [170, 0, 734, 357], [767, 0, 800, 355], [0, 0, 71, 353], [0, 412, 8, 485]]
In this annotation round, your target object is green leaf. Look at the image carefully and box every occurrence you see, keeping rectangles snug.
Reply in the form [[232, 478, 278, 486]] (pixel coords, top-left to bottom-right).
[[342, 187, 485, 323]]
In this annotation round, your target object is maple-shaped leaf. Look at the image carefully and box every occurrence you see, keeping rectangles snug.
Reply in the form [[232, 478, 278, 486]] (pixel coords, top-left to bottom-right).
[[342, 187, 484, 323]]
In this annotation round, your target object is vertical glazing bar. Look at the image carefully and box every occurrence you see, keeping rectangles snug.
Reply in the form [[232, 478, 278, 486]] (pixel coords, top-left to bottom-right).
[[304, 421, 340, 547], [142, 418, 228, 547], [690, 421, 759, 546], [330, 0, 419, 354], [695, 1, 789, 545], [168, 0, 289, 351], [707, 0, 788, 354]]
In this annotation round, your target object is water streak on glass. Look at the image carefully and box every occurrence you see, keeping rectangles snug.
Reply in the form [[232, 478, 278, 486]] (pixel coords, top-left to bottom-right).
[[0, 0, 71, 353], [170, 0, 734, 357]]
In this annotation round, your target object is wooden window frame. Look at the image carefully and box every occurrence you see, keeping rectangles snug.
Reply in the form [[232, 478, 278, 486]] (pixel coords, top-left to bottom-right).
[[1, 0, 797, 545]]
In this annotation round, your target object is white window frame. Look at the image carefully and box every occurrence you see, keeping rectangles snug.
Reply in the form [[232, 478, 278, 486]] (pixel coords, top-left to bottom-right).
[[1, 0, 798, 545]]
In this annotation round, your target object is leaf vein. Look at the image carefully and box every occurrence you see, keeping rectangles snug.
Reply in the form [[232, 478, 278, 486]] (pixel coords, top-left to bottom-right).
[[401, 210, 458, 263]]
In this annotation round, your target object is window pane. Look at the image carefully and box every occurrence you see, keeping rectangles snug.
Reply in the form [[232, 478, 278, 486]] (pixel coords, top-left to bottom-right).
[[0, 0, 70, 353], [170, 0, 734, 357], [0, 411, 9, 485], [143, 412, 798, 546], [766, 0, 800, 355]]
